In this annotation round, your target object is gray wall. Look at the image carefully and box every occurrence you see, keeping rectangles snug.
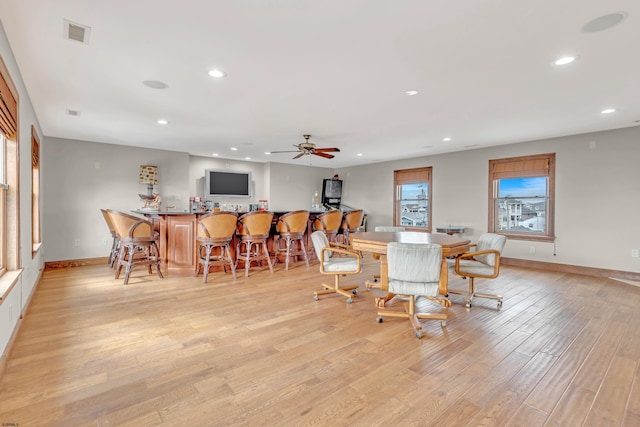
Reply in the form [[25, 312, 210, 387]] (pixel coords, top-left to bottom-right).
[[42, 139, 334, 261], [42, 137, 190, 262], [42, 125, 640, 274], [336, 126, 640, 273], [0, 21, 44, 359]]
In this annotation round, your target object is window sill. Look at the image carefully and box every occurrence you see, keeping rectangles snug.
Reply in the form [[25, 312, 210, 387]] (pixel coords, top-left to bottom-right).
[[497, 233, 555, 243], [32, 242, 42, 257], [0, 269, 22, 302]]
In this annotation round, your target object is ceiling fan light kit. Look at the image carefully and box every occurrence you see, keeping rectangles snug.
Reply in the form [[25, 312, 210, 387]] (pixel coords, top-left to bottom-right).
[[270, 134, 340, 159]]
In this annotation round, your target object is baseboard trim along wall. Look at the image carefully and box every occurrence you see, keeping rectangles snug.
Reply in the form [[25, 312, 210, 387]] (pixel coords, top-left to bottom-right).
[[44, 256, 640, 283], [501, 257, 640, 283], [44, 257, 110, 270]]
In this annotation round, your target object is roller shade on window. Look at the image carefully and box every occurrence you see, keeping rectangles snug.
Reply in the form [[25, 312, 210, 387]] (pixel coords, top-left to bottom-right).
[[0, 71, 17, 137], [490, 154, 553, 179]]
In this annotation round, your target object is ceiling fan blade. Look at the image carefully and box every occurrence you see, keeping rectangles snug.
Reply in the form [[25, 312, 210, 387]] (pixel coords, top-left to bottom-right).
[[293, 152, 305, 159], [314, 147, 340, 153], [313, 151, 335, 159], [269, 150, 300, 154]]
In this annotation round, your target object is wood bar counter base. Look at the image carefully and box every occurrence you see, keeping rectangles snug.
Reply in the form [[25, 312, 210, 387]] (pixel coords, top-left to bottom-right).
[[134, 210, 332, 276]]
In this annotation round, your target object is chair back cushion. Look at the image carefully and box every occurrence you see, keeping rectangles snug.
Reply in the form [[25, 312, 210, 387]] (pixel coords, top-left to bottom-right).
[[311, 231, 330, 259], [341, 209, 364, 231], [388, 242, 442, 283], [475, 233, 507, 266], [313, 210, 342, 233], [387, 242, 442, 296], [107, 210, 154, 239], [276, 210, 310, 234], [237, 211, 274, 236], [198, 212, 238, 240], [101, 209, 116, 234]]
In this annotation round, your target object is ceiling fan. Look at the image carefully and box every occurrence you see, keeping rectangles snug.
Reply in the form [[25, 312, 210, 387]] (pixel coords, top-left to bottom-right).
[[270, 134, 340, 159]]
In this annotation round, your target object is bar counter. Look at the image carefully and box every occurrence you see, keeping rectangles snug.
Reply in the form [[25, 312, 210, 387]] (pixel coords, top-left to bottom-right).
[[133, 209, 331, 276]]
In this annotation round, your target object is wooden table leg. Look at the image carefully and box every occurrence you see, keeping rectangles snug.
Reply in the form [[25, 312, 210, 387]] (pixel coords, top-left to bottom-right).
[[371, 254, 396, 308]]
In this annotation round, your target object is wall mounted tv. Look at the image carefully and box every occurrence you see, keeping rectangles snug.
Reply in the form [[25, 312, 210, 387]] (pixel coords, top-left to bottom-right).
[[205, 169, 252, 198]]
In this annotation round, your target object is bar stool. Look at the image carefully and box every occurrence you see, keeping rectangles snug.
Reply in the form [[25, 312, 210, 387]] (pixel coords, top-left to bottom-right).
[[341, 209, 365, 247], [100, 208, 120, 268], [107, 210, 163, 285], [274, 210, 310, 270], [312, 210, 343, 243], [236, 211, 274, 277], [195, 212, 238, 283]]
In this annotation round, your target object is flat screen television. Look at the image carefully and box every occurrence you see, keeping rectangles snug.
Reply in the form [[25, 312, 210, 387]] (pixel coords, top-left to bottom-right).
[[321, 178, 342, 207], [205, 169, 252, 198]]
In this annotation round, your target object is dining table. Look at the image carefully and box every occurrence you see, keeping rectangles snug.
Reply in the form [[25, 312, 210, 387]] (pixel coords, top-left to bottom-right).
[[350, 231, 471, 307]]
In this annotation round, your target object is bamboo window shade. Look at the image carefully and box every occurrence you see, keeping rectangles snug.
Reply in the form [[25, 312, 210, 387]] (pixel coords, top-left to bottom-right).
[[490, 154, 553, 179], [0, 70, 17, 137], [32, 136, 39, 168], [395, 167, 431, 184]]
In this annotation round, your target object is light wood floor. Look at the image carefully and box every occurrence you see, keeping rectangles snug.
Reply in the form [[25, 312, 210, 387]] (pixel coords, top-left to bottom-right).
[[1, 255, 640, 426]]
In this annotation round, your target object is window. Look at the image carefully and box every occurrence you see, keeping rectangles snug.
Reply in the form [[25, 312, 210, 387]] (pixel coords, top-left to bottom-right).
[[488, 153, 555, 241], [0, 56, 19, 277], [0, 134, 6, 274], [32, 126, 41, 253], [394, 167, 432, 231]]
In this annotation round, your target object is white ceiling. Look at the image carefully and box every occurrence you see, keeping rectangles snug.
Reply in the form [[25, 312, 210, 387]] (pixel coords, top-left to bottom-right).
[[0, 1, 638, 168]]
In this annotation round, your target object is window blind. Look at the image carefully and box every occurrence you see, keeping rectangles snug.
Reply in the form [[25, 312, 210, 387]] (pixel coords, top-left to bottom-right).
[[490, 154, 553, 179], [0, 70, 17, 137]]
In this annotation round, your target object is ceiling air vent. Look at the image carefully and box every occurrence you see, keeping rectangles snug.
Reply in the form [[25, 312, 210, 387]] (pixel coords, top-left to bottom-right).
[[63, 19, 91, 45], [66, 109, 80, 117]]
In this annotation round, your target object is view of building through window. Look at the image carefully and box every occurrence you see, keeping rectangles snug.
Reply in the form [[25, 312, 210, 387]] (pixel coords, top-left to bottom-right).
[[399, 183, 429, 227], [496, 176, 547, 233]]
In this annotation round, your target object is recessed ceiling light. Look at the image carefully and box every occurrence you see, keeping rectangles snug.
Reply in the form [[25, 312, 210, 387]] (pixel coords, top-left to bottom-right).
[[156, 119, 169, 125], [554, 56, 577, 66], [443, 137, 452, 142], [601, 108, 616, 114], [143, 80, 168, 89], [356, 153, 363, 157], [405, 90, 418, 96], [212, 153, 219, 157], [582, 12, 627, 33], [244, 157, 251, 160], [230, 147, 238, 151], [208, 69, 226, 78], [265, 152, 271, 155]]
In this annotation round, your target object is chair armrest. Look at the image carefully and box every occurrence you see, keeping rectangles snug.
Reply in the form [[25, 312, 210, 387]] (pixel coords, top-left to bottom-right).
[[275, 218, 290, 233], [455, 249, 501, 277], [457, 249, 500, 260], [322, 246, 361, 260], [318, 246, 361, 273], [197, 222, 211, 238], [127, 219, 154, 238], [328, 241, 351, 250]]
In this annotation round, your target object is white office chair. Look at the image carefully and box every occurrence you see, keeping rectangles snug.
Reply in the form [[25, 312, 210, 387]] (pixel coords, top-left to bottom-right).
[[449, 233, 507, 309], [310, 231, 361, 304], [377, 242, 450, 339]]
